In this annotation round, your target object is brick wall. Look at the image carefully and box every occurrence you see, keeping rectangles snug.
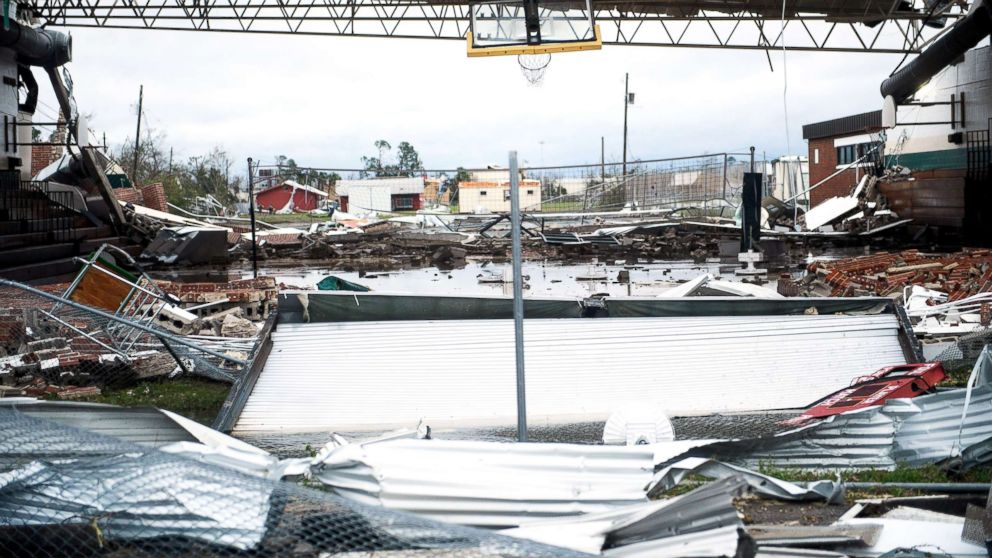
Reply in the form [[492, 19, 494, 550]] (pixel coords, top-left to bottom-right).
[[808, 137, 861, 207], [30, 145, 59, 179], [29, 118, 67, 179], [114, 187, 143, 205], [140, 183, 168, 212]]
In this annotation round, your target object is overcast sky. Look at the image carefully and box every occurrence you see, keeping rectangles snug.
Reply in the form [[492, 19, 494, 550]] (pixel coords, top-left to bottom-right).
[[35, 27, 904, 172]]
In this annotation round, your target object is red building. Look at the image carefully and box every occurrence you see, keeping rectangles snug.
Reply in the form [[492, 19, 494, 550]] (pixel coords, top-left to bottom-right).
[[802, 110, 884, 207], [255, 180, 328, 213]]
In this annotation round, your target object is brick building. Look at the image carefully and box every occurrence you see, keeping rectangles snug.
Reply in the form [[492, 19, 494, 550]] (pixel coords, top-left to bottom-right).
[[30, 118, 66, 179], [801, 110, 883, 207]]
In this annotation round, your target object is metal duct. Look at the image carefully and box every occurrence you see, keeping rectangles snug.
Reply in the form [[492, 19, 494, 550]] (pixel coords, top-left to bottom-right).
[[0, 19, 71, 68], [880, 0, 992, 103]]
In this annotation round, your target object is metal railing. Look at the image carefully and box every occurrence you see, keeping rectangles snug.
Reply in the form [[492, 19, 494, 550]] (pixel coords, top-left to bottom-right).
[[0, 177, 76, 242]]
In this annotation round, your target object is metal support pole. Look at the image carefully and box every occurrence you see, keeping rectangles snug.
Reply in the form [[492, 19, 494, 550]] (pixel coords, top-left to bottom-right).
[[132, 85, 143, 184], [600, 136, 605, 182], [622, 73, 629, 179], [509, 150, 527, 443], [247, 157, 258, 279]]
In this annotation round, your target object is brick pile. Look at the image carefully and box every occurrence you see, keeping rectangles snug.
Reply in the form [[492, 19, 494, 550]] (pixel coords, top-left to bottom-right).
[[808, 249, 992, 299]]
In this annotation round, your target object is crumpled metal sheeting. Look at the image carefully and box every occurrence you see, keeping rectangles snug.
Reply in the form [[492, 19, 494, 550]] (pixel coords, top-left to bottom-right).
[[891, 385, 992, 467], [0, 455, 272, 550], [500, 477, 750, 558], [0, 410, 598, 558], [711, 348, 992, 471], [604, 525, 752, 558], [716, 410, 900, 471], [310, 438, 657, 528], [647, 458, 844, 503], [948, 435, 992, 473], [0, 409, 273, 551]]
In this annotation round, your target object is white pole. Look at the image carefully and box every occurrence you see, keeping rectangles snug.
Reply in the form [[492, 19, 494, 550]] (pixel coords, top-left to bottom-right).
[[509, 151, 527, 443]]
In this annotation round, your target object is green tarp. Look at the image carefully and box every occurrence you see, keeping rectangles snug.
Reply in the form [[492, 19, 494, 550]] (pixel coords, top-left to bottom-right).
[[315, 276, 371, 292]]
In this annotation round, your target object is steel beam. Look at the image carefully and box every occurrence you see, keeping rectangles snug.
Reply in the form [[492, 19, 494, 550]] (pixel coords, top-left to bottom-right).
[[27, 0, 962, 53]]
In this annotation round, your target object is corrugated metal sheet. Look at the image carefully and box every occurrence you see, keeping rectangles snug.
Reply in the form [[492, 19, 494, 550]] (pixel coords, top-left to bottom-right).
[[801, 110, 882, 140], [310, 438, 656, 528], [501, 477, 747, 557], [0, 400, 198, 447], [234, 314, 908, 433], [721, 347, 992, 470]]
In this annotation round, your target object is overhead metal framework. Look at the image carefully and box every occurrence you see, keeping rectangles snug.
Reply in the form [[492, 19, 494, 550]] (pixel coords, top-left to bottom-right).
[[27, 0, 964, 53]]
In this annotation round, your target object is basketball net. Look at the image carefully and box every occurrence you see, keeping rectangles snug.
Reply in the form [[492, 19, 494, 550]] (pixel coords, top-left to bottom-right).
[[517, 53, 551, 86]]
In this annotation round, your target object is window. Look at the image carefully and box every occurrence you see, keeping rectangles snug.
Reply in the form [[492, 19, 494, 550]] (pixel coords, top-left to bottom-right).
[[526, 189, 535, 195], [392, 195, 414, 210], [836, 142, 876, 166], [480, 190, 488, 196], [814, 148, 819, 165], [503, 190, 511, 201]]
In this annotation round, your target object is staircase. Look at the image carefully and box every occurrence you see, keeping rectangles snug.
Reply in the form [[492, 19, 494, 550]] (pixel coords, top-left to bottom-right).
[[0, 177, 139, 282]]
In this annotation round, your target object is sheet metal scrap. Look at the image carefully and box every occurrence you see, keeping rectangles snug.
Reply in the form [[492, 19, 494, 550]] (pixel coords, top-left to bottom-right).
[[308, 437, 657, 528], [779, 362, 946, 427], [807, 249, 992, 298], [0, 410, 272, 551], [718, 345, 992, 471], [647, 458, 844, 504], [500, 476, 754, 558]]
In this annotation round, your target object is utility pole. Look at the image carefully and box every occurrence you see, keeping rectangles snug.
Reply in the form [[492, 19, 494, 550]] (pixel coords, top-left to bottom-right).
[[132, 85, 143, 185], [622, 73, 629, 178], [247, 157, 258, 279]]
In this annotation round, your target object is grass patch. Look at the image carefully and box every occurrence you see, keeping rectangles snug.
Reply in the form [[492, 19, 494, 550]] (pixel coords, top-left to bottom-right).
[[654, 464, 992, 500], [253, 212, 326, 225], [82, 378, 231, 425], [758, 463, 992, 484]]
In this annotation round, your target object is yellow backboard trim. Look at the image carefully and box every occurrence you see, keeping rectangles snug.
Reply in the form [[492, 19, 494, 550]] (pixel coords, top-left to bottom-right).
[[466, 25, 601, 57]]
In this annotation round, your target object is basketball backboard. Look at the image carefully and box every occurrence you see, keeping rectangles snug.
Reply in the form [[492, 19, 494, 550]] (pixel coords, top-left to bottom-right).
[[467, 0, 601, 57]]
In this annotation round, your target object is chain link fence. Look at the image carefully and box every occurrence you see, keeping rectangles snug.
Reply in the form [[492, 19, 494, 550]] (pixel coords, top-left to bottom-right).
[[0, 409, 589, 557], [0, 277, 257, 400], [286, 152, 775, 217]]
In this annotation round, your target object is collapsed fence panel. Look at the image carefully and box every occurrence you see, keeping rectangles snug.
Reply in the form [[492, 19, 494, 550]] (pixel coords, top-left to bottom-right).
[[232, 314, 909, 433]]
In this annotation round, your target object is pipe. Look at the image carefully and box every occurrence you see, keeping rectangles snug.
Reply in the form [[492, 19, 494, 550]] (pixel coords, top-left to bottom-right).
[[0, 18, 71, 68], [880, 0, 992, 103], [16, 65, 36, 113], [845, 482, 991, 493]]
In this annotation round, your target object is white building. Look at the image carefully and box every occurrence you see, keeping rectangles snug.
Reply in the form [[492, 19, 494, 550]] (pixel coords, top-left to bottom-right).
[[337, 176, 426, 214], [458, 179, 542, 213]]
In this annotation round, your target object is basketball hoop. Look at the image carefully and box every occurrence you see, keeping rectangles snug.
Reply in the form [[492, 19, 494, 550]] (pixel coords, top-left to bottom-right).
[[518, 53, 551, 85]]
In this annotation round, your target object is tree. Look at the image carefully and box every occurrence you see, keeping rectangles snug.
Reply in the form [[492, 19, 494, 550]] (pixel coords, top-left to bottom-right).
[[361, 139, 423, 178], [396, 141, 422, 174]]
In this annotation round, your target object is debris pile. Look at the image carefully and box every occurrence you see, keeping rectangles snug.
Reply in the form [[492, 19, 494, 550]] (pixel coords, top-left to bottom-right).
[[806, 249, 992, 298], [156, 277, 278, 322], [789, 174, 909, 234]]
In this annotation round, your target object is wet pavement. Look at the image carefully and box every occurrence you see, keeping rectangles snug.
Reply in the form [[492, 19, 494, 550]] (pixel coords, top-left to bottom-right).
[[241, 258, 782, 297]]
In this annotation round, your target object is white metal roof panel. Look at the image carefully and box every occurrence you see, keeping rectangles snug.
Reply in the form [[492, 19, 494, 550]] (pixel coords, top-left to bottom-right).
[[234, 314, 908, 434]]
